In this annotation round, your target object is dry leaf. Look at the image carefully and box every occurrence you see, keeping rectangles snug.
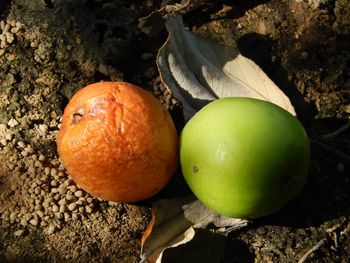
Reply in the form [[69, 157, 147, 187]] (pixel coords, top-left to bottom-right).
[[140, 195, 195, 262], [157, 14, 296, 120], [140, 195, 248, 263], [183, 200, 249, 232]]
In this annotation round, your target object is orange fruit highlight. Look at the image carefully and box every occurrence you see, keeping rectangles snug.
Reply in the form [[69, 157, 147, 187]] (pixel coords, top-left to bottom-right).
[[56, 82, 179, 202]]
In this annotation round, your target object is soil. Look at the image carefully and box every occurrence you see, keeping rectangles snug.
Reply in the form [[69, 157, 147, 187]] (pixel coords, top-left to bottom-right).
[[0, 0, 349, 262]]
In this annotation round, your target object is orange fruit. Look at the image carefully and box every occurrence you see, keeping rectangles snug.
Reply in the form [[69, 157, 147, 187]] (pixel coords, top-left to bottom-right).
[[56, 81, 179, 202]]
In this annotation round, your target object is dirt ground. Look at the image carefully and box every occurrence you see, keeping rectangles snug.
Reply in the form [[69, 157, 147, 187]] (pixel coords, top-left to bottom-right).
[[0, 0, 349, 262]]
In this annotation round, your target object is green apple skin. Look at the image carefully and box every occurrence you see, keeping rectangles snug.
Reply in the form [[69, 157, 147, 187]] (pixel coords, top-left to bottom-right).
[[180, 97, 310, 219]]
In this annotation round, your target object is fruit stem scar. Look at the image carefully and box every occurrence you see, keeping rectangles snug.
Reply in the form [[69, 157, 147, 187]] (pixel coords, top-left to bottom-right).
[[72, 112, 84, 124], [192, 166, 199, 173]]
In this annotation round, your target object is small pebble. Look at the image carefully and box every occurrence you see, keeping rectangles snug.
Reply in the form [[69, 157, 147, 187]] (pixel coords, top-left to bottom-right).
[[5, 32, 14, 44], [0, 41, 7, 49], [20, 218, 28, 227], [8, 118, 19, 127], [10, 212, 17, 221], [38, 154, 46, 161], [11, 27, 19, 34], [38, 124, 48, 133], [29, 219, 38, 226], [66, 193, 74, 201], [69, 185, 77, 192], [50, 168, 58, 177], [0, 34, 6, 43], [27, 166, 35, 175], [24, 212, 32, 221], [76, 198, 84, 206], [5, 133, 12, 141], [35, 204, 43, 211], [72, 212, 78, 220], [0, 20, 5, 30], [64, 179, 73, 186], [16, 21, 22, 29], [44, 167, 51, 175], [52, 205, 59, 213], [55, 212, 63, 219], [34, 187, 41, 195], [17, 141, 25, 148], [35, 178, 42, 185], [9, 20, 16, 27], [43, 201, 49, 209], [0, 138, 7, 146], [64, 212, 70, 221], [25, 145, 33, 154], [14, 229, 25, 237], [29, 203, 35, 212], [30, 193, 37, 200], [58, 199, 66, 206], [50, 159, 60, 167], [74, 190, 83, 198], [1, 212, 9, 222], [36, 210, 44, 218], [59, 204, 67, 213], [23, 188, 34, 194], [7, 163, 15, 171], [58, 186, 66, 195], [54, 193, 61, 201], [85, 206, 92, 214], [47, 225, 56, 235], [68, 203, 77, 211], [3, 23, 10, 33]]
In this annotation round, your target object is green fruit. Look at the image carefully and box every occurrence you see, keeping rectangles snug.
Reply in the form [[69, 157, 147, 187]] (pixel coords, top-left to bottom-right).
[[180, 97, 310, 219]]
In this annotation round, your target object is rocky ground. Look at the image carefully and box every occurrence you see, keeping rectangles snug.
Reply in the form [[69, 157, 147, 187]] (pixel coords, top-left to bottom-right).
[[0, 0, 349, 262]]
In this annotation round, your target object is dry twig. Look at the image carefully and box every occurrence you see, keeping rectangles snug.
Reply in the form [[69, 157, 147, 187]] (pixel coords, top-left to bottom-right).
[[311, 139, 350, 161], [322, 120, 350, 140], [297, 238, 328, 263]]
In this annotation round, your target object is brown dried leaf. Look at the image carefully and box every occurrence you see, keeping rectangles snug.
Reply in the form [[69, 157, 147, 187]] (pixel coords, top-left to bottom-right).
[[140, 195, 248, 263], [157, 14, 296, 120]]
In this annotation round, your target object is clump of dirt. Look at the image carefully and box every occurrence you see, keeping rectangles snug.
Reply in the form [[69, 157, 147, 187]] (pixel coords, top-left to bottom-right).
[[1, 0, 349, 262]]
